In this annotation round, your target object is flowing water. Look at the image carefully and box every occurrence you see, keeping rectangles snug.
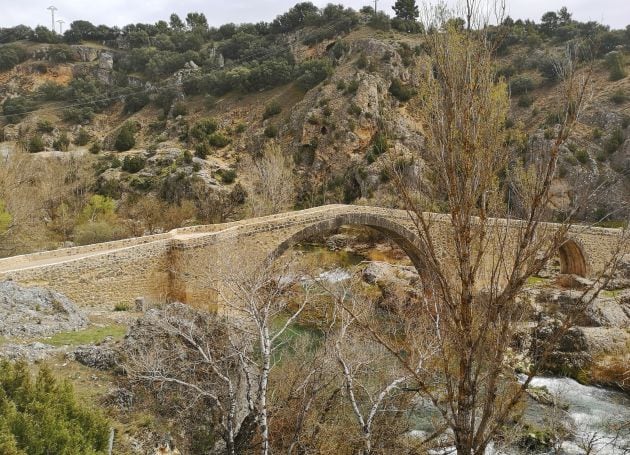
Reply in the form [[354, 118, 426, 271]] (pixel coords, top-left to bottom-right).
[[295, 244, 630, 454], [526, 376, 630, 454]]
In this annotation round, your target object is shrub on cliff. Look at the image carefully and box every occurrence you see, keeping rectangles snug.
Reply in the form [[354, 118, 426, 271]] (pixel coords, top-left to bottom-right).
[[296, 59, 332, 91], [389, 78, 415, 102], [114, 122, 136, 152]]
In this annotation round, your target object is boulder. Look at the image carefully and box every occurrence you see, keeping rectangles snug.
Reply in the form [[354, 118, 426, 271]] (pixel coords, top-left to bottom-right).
[[0, 281, 88, 338], [71, 344, 119, 370]]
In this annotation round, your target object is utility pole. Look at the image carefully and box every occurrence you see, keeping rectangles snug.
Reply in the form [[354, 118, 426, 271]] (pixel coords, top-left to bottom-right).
[[47, 5, 58, 33], [374, 0, 378, 15], [57, 19, 65, 34]]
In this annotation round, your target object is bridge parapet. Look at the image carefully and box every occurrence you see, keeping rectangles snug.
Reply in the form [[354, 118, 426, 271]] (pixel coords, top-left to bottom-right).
[[0, 205, 624, 308]]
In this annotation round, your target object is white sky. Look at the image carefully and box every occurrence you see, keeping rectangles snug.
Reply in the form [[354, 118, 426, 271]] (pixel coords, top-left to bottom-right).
[[1, 1, 628, 31]]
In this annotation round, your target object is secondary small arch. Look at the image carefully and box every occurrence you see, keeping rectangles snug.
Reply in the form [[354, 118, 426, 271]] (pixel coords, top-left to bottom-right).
[[558, 239, 588, 277]]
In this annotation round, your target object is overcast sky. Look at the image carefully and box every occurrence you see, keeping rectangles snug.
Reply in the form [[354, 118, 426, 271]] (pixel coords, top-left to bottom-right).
[[2, 1, 629, 31]]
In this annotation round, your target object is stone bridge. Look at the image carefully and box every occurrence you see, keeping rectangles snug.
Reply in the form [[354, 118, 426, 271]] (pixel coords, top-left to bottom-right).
[[0, 205, 625, 309]]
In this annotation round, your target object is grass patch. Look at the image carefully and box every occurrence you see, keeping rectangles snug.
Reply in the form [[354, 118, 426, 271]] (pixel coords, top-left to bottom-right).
[[601, 289, 622, 298], [43, 324, 127, 347], [526, 276, 548, 285], [114, 302, 131, 311]]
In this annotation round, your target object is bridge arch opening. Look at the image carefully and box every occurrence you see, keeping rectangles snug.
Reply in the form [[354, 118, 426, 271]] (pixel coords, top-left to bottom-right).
[[267, 213, 427, 276], [558, 239, 588, 277]]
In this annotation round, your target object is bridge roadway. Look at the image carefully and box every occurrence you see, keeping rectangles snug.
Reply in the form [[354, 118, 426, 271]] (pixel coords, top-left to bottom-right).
[[0, 205, 624, 308]]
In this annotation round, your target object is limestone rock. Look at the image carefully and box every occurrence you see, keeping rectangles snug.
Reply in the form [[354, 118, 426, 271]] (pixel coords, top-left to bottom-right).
[[71, 344, 119, 370], [0, 281, 88, 337], [0, 342, 56, 362], [70, 45, 100, 62]]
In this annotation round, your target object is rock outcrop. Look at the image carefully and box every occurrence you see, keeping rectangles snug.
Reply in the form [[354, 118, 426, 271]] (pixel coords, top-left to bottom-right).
[[0, 281, 88, 337]]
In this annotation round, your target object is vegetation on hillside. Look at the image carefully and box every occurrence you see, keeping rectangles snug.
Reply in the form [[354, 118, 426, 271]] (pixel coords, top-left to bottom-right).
[[0, 1, 628, 257], [0, 360, 110, 454]]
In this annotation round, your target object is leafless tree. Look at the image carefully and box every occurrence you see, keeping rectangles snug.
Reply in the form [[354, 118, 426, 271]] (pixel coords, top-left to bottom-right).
[[373, 1, 630, 453], [323, 279, 436, 454], [219, 262, 311, 455], [244, 142, 295, 217], [124, 303, 259, 455]]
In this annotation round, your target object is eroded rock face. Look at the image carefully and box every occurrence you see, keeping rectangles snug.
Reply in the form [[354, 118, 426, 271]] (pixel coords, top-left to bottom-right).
[[70, 45, 100, 62], [530, 318, 592, 372], [0, 281, 88, 337]]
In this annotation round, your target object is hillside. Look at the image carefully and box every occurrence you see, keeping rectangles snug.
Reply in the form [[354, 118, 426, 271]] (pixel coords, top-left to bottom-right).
[[0, 4, 629, 256]]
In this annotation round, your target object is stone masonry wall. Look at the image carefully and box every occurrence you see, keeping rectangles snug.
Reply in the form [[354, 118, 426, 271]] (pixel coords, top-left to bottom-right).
[[0, 205, 625, 309]]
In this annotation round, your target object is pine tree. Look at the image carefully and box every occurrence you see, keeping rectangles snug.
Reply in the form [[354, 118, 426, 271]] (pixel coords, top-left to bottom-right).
[[392, 0, 419, 21]]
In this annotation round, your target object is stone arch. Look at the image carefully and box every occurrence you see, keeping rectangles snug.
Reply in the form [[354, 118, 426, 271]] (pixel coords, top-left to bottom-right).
[[267, 212, 427, 273], [558, 238, 588, 277]]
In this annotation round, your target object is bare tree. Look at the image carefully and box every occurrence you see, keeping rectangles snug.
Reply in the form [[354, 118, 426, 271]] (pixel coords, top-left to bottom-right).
[[370, 2, 630, 454], [219, 262, 311, 455], [324, 279, 435, 454], [124, 303, 260, 455], [244, 142, 295, 217]]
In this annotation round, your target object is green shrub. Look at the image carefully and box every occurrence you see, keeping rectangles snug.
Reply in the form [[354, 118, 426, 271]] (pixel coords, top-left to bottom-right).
[[219, 168, 237, 184], [0, 360, 110, 453], [574, 148, 589, 164], [195, 142, 210, 159], [517, 94, 534, 108], [610, 89, 628, 105], [190, 118, 218, 141], [367, 11, 391, 31], [53, 132, 70, 151], [37, 81, 67, 101], [593, 128, 603, 140], [509, 75, 535, 95], [179, 150, 193, 165], [208, 132, 230, 147], [74, 128, 91, 146], [36, 120, 55, 133], [367, 132, 389, 163], [330, 40, 349, 60], [345, 79, 360, 95], [172, 101, 188, 117], [296, 59, 333, 91], [356, 53, 368, 69], [114, 122, 136, 152], [347, 103, 362, 117], [604, 128, 624, 154], [121, 155, 146, 173], [123, 92, 150, 114], [0, 44, 28, 71], [264, 125, 279, 138], [2, 96, 35, 123], [89, 141, 102, 154], [545, 111, 562, 126], [263, 101, 282, 119], [28, 135, 45, 152], [235, 122, 247, 134], [389, 78, 415, 102], [62, 107, 94, 124], [336, 80, 347, 91], [114, 302, 131, 311], [605, 51, 627, 81], [622, 115, 630, 130], [543, 128, 554, 140]]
